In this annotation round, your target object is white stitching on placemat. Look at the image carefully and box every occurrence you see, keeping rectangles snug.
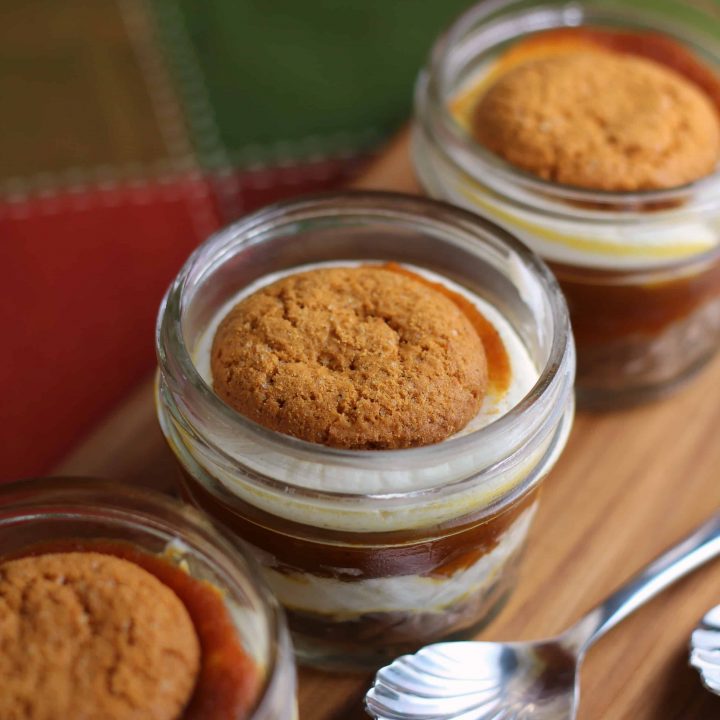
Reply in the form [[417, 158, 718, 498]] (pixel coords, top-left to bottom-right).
[[0, 0, 217, 240], [0, 0, 381, 219], [116, 0, 218, 237], [149, 0, 243, 217], [228, 128, 384, 168], [1, 160, 185, 203], [117, 0, 194, 160], [0, 150, 371, 218], [0, 168, 217, 235]]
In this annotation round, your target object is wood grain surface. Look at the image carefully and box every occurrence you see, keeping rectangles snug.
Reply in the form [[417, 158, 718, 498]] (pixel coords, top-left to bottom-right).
[[54, 132, 720, 720]]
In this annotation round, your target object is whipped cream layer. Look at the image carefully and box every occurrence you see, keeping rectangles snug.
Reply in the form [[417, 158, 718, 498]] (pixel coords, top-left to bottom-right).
[[440, 61, 720, 271], [163, 261, 569, 532], [258, 505, 535, 619]]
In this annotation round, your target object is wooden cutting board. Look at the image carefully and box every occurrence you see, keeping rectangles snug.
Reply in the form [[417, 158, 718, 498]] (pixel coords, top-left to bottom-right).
[[54, 131, 720, 720]]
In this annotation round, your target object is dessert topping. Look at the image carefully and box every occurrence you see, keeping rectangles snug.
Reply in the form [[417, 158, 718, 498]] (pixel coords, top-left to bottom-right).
[[0, 552, 200, 720], [211, 266, 488, 449], [472, 49, 720, 190]]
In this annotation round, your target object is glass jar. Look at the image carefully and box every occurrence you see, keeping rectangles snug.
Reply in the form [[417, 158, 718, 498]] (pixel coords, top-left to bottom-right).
[[155, 191, 575, 669], [413, 0, 720, 408], [0, 477, 296, 720]]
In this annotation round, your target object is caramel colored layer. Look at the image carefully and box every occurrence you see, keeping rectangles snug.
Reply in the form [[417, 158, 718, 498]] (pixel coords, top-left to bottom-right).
[[552, 258, 720, 346]]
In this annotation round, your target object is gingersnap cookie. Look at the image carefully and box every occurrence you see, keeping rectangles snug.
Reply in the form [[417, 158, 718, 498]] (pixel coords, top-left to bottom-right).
[[472, 51, 720, 191], [0, 552, 200, 720], [211, 266, 488, 449]]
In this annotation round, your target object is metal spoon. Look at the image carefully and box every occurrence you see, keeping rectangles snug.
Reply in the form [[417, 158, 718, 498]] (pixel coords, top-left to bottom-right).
[[366, 511, 720, 720], [690, 604, 720, 696]]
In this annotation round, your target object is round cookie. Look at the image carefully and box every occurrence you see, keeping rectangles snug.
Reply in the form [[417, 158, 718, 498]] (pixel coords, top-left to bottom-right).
[[472, 51, 720, 191], [0, 552, 200, 720], [211, 266, 488, 449]]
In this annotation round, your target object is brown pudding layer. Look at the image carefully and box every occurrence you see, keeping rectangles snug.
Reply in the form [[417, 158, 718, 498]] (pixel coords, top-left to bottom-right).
[[0, 545, 261, 720], [178, 466, 537, 580], [0, 552, 199, 720], [554, 260, 720, 397], [175, 469, 538, 664], [468, 29, 720, 191], [211, 265, 488, 449], [177, 466, 537, 663], [286, 551, 520, 662]]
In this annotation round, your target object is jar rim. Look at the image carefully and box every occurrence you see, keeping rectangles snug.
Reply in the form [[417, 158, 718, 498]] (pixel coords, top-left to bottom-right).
[[421, 0, 720, 215], [156, 190, 574, 500], [0, 476, 289, 719]]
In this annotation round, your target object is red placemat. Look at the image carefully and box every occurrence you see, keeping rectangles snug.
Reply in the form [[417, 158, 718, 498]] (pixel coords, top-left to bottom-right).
[[0, 0, 371, 478]]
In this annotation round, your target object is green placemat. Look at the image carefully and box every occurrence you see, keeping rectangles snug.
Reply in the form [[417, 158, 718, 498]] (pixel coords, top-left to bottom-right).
[[152, 0, 476, 167]]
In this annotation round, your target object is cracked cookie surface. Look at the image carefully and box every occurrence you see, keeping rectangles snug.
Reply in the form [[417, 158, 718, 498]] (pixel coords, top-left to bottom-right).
[[472, 51, 720, 191], [211, 266, 488, 449], [0, 552, 200, 720]]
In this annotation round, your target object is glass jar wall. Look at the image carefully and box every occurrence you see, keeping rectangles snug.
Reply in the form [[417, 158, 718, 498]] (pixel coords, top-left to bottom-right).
[[413, 0, 720, 407], [155, 192, 575, 669], [0, 477, 297, 720]]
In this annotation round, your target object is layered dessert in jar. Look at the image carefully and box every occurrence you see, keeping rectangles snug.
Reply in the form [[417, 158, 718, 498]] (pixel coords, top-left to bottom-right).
[[155, 192, 575, 668], [0, 478, 296, 720], [413, 0, 720, 407]]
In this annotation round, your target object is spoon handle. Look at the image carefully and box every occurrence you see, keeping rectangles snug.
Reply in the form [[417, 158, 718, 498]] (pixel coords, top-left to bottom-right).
[[566, 511, 720, 656]]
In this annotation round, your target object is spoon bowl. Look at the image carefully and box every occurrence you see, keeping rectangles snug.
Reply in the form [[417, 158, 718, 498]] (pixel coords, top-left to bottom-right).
[[367, 639, 578, 719]]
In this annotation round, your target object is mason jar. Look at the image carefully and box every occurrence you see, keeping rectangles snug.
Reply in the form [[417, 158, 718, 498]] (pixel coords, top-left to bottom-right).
[[413, 0, 720, 408], [155, 191, 575, 669], [0, 477, 297, 720]]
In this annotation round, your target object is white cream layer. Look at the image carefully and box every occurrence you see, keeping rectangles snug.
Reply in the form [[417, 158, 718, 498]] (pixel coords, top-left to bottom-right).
[[258, 505, 535, 619]]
